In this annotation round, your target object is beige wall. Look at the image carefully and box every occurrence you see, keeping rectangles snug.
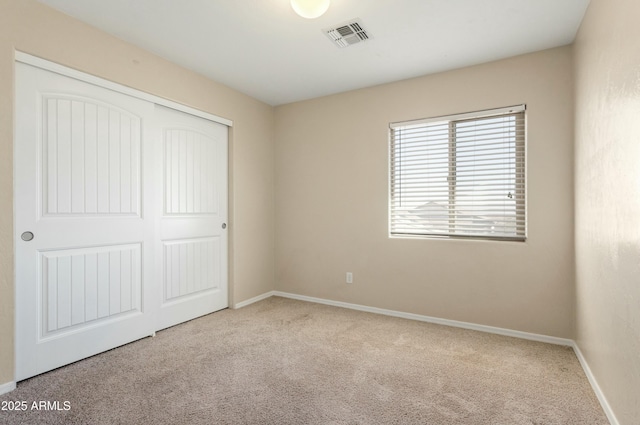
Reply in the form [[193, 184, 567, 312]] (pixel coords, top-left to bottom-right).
[[0, 0, 275, 385], [275, 47, 575, 338], [574, 0, 640, 423]]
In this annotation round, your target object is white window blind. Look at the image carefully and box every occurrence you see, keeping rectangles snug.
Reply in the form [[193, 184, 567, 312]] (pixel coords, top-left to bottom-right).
[[389, 105, 526, 241]]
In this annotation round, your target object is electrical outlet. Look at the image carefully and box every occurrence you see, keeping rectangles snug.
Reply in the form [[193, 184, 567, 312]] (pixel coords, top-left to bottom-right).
[[346, 272, 353, 284]]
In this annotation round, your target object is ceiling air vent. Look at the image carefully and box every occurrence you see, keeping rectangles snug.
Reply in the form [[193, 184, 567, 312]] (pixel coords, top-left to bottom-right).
[[324, 19, 371, 48]]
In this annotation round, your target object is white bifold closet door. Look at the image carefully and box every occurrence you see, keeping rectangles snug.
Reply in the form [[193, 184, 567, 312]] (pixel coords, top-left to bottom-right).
[[15, 62, 228, 381]]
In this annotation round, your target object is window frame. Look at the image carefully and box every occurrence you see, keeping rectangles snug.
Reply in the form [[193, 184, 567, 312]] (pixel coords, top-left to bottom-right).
[[389, 105, 527, 242]]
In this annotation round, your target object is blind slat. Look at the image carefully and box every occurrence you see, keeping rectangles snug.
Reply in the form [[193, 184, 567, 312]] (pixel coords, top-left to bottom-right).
[[396, 128, 525, 144]]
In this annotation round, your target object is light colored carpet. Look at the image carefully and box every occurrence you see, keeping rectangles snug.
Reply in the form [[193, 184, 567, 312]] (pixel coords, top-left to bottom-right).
[[0, 297, 608, 424]]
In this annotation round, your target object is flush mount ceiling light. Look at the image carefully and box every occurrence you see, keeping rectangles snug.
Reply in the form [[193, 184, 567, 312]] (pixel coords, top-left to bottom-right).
[[290, 0, 330, 19]]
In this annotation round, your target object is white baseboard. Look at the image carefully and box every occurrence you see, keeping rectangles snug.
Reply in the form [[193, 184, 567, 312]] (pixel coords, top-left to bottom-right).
[[572, 342, 619, 425], [233, 291, 276, 309], [0, 381, 16, 395], [272, 291, 573, 346]]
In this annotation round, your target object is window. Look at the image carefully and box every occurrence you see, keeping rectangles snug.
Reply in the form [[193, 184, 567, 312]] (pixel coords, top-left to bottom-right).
[[389, 105, 526, 241]]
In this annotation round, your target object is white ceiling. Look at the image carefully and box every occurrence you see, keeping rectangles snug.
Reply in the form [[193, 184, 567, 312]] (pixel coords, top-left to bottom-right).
[[38, 0, 591, 106]]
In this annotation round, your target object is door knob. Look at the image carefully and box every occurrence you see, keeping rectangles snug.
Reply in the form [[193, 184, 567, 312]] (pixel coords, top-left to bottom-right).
[[21, 231, 34, 242], [222, 223, 227, 229]]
